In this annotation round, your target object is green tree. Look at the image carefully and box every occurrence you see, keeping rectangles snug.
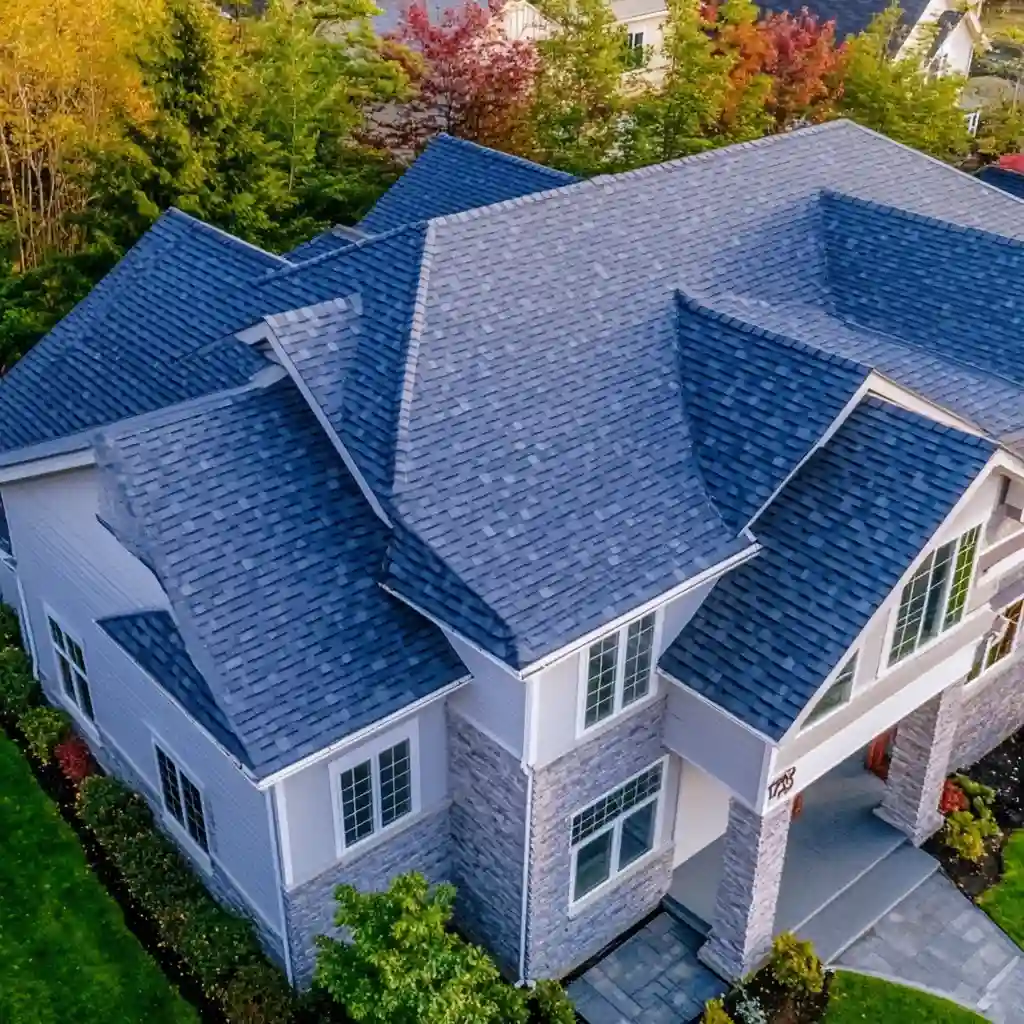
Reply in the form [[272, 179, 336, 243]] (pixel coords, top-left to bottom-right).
[[530, 0, 629, 175], [837, 6, 971, 162], [314, 873, 528, 1024]]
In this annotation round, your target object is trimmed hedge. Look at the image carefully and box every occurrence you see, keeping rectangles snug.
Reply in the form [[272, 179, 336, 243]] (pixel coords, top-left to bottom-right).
[[77, 774, 294, 1023]]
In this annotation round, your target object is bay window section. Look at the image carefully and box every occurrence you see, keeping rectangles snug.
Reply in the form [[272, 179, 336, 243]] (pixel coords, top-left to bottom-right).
[[889, 526, 980, 666]]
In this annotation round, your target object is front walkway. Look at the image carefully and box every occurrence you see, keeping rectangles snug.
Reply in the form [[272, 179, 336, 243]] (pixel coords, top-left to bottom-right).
[[838, 873, 1024, 1022], [567, 914, 726, 1024]]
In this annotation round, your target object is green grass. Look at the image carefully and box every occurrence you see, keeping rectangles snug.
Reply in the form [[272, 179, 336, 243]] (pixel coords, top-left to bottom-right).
[[980, 829, 1024, 948], [0, 732, 199, 1024], [824, 971, 986, 1023]]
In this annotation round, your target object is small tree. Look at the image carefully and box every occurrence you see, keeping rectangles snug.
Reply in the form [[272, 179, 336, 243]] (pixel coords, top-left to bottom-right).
[[314, 873, 528, 1024]]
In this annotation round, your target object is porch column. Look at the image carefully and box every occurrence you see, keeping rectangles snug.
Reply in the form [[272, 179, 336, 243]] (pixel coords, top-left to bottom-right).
[[697, 797, 791, 981], [876, 682, 965, 846]]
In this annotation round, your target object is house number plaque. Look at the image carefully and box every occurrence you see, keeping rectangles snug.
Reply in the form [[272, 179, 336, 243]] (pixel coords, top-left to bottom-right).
[[768, 766, 796, 802]]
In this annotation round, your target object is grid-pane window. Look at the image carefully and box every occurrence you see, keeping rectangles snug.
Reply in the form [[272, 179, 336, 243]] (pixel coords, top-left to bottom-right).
[[583, 614, 658, 731], [336, 738, 416, 851], [889, 527, 981, 666], [803, 655, 857, 728], [969, 600, 1024, 682], [155, 745, 209, 853], [571, 762, 662, 902], [47, 616, 94, 721], [623, 30, 645, 69]]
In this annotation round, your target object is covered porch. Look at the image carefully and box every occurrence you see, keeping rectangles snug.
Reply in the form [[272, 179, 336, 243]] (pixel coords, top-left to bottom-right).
[[665, 752, 938, 963]]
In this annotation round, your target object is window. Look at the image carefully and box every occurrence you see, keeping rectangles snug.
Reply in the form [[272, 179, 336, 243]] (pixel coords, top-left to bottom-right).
[[583, 613, 657, 730], [156, 746, 209, 852], [571, 762, 662, 903], [334, 738, 414, 852], [803, 655, 857, 729], [47, 616, 94, 721], [889, 526, 981, 665], [969, 600, 1024, 682], [623, 30, 645, 69]]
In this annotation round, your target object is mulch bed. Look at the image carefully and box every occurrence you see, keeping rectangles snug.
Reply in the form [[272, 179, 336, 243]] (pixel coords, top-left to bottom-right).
[[722, 967, 832, 1024], [0, 713, 226, 1024]]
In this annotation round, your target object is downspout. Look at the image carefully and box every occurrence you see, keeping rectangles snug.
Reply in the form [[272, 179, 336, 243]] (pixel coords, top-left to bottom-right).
[[517, 673, 537, 983], [265, 786, 295, 986]]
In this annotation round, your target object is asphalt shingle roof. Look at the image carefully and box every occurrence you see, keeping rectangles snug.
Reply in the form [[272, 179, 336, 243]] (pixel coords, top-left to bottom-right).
[[358, 134, 578, 234], [284, 225, 366, 262], [660, 397, 995, 739], [95, 382, 465, 778], [98, 611, 248, 764], [767, 0, 930, 42]]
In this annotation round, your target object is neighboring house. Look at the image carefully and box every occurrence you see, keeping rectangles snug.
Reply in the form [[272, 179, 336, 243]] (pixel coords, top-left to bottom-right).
[[977, 154, 1024, 199], [8, 123, 1024, 991]]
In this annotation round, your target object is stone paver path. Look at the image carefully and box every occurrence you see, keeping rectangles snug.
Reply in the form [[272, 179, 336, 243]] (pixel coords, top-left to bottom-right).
[[838, 873, 1024, 1022], [568, 913, 726, 1024]]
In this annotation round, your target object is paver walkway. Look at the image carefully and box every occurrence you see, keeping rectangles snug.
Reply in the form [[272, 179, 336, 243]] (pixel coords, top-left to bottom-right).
[[567, 913, 726, 1024], [837, 873, 1024, 1022]]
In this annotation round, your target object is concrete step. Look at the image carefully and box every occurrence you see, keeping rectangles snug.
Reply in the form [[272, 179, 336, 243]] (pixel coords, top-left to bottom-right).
[[796, 843, 938, 963], [662, 893, 711, 937]]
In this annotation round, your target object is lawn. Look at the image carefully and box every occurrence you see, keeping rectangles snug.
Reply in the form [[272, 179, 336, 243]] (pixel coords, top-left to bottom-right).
[[823, 971, 986, 1024], [979, 829, 1024, 947], [0, 732, 199, 1024]]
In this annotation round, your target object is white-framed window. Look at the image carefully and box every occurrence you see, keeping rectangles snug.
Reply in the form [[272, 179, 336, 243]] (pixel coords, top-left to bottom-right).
[[570, 760, 664, 905], [328, 726, 419, 857], [580, 612, 658, 732], [624, 30, 645, 69], [968, 599, 1024, 684], [802, 654, 857, 730], [47, 614, 95, 722], [155, 744, 210, 853], [888, 525, 981, 666]]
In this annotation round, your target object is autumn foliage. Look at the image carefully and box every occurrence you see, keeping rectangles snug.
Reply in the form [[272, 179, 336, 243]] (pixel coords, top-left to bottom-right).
[[54, 734, 93, 784]]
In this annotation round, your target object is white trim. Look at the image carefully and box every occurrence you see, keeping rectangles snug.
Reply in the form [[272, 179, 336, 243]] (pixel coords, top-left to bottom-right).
[[273, 783, 295, 888], [567, 756, 667, 910], [264, 787, 295, 984], [150, 731, 214, 869], [327, 721, 421, 861], [575, 611, 661, 738], [256, 676, 468, 789], [658, 667, 778, 746], [16, 574, 38, 675], [0, 448, 94, 484]]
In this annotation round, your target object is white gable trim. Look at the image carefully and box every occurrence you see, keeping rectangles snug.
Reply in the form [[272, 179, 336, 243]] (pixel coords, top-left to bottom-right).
[[0, 448, 94, 484]]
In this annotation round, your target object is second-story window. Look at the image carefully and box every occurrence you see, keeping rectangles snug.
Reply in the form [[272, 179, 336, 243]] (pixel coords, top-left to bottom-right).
[[583, 613, 656, 729], [623, 30, 645, 70], [889, 526, 981, 666], [802, 654, 857, 729], [48, 615, 94, 722]]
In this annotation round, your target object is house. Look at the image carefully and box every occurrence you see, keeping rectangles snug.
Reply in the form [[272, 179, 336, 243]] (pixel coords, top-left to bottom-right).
[[976, 153, 1024, 199], [6, 122, 1024, 990]]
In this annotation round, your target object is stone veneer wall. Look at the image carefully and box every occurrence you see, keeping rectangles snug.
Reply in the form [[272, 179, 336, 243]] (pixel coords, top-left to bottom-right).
[[953, 657, 1024, 769], [91, 740, 288, 966], [283, 806, 451, 983], [447, 711, 527, 975], [524, 698, 672, 980]]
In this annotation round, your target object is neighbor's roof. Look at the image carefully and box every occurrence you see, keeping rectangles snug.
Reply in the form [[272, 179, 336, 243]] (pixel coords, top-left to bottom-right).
[[771, 0, 931, 41], [661, 397, 996, 739], [96, 383, 466, 778]]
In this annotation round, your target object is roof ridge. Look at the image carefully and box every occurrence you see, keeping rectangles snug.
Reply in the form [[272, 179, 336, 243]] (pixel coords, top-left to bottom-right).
[[164, 208, 289, 266], [430, 133, 578, 184]]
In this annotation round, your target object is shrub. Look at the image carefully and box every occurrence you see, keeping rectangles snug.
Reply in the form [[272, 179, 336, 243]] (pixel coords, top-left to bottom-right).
[[314, 872, 529, 1024], [0, 603, 22, 647], [528, 979, 576, 1024], [942, 774, 1002, 863], [220, 962, 295, 1024], [54, 734, 93, 783], [732, 986, 768, 1024], [177, 902, 264, 993], [78, 774, 154, 846], [940, 777, 969, 815], [703, 997, 735, 1024], [18, 705, 70, 762], [0, 647, 38, 717], [769, 932, 824, 995]]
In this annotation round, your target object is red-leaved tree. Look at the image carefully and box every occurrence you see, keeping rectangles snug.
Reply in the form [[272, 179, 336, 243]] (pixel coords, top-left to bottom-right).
[[374, 0, 540, 155], [758, 8, 844, 130]]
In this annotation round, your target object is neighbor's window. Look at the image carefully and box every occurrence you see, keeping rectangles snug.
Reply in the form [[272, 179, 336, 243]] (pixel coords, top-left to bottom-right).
[[624, 30, 645, 69], [571, 762, 663, 903], [583, 613, 657, 730], [156, 745, 209, 852], [969, 599, 1024, 682], [337, 739, 414, 849], [889, 526, 981, 665], [48, 616, 94, 721], [803, 655, 857, 729]]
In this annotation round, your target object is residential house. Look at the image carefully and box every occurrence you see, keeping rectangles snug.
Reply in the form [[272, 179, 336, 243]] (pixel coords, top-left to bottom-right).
[[6, 123, 1024, 991]]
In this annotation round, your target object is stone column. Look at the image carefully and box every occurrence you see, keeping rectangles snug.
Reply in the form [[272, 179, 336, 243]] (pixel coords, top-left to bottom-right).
[[697, 798, 791, 982], [876, 683, 964, 846]]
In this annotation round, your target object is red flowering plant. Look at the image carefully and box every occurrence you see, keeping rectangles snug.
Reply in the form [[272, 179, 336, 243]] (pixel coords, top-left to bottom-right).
[[940, 777, 969, 815], [55, 734, 93, 785]]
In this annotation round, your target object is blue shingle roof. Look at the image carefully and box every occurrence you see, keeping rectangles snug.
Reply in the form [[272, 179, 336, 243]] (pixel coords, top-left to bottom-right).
[[675, 292, 870, 531], [98, 611, 248, 765], [660, 397, 995, 739], [977, 166, 1024, 201], [358, 134, 577, 234], [95, 382, 465, 778], [0, 209, 278, 455], [283, 225, 366, 262], [766, 0, 930, 42]]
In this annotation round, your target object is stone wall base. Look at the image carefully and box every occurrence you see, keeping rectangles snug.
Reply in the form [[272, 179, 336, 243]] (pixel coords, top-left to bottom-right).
[[953, 658, 1024, 769]]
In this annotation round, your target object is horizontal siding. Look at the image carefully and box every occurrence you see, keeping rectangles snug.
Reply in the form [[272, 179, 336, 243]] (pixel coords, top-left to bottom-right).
[[2, 467, 283, 936]]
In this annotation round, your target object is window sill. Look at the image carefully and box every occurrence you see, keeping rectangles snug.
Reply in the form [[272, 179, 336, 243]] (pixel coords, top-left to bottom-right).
[[567, 840, 670, 919], [576, 690, 661, 746], [162, 813, 214, 874], [964, 648, 1023, 694], [882, 604, 992, 684], [55, 690, 102, 745]]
